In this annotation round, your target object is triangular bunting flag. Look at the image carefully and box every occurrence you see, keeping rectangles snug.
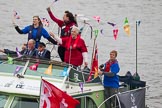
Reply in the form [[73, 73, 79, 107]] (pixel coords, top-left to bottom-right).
[[123, 17, 130, 36], [16, 47, 22, 57], [137, 20, 141, 26], [94, 29, 99, 38], [113, 28, 118, 40], [93, 16, 100, 23], [100, 29, 104, 35], [44, 64, 52, 75], [7, 56, 13, 64], [60, 67, 68, 77], [29, 63, 39, 71], [107, 22, 116, 27], [13, 66, 23, 76], [79, 82, 84, 93]]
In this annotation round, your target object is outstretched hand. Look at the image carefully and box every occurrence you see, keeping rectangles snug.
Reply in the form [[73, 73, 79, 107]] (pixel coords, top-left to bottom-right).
[[46, 7, 51, 12], [49, 32, 55, 38], [98, 71, 103, 75]]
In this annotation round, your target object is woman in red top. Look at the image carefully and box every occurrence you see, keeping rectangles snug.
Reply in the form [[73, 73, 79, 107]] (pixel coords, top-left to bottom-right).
[[46, 7, 77, 61], [49, 26, 88, 67]]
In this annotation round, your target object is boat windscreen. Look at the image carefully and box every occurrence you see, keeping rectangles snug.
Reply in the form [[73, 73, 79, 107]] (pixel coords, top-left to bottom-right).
[[0, 94, 9, 107], [0, 63, 26, 74], [25, 63, 66, 79], [10, 96, 39, 108]]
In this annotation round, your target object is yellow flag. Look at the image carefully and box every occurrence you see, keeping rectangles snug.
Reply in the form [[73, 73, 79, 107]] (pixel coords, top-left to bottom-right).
[[123, 17, 130, 36], [94, 68, 98, 78], [44, 64, 52, 75], [124, 24, 130, 36]]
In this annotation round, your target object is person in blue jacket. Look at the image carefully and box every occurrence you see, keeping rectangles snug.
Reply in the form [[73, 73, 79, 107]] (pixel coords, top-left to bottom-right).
[[98, 50, 120, 108], [13, 16, 57, 48]]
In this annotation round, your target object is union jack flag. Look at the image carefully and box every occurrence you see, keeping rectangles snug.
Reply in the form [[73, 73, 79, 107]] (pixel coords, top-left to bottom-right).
[[13, 10, 20, 19], [41, 18, 50, 27]]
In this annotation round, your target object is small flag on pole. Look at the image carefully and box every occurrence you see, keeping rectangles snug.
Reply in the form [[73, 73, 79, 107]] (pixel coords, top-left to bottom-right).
[[44, 64, 52, 75], [41, 18, 50, 27], [13, 10, 20, 19]]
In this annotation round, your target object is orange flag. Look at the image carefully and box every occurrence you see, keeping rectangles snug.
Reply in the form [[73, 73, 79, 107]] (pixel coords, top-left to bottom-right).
[[44, 64, 52, 75], [123, 17, 130, 36]]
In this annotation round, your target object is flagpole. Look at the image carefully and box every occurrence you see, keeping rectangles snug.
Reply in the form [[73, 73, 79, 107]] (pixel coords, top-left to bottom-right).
[[90, 32, 97, 75], [38, 76, 42, 108], [135, 21, 138, 74]]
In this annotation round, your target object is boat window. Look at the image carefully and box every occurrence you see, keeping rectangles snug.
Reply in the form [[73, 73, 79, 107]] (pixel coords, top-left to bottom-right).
[[0, 63, 25, 74], [10, 97, 38, 108], [0, 94, 8, 108]]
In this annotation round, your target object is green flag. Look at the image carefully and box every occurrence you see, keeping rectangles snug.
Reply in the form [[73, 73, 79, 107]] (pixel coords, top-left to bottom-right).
[[7, 56, 13, 64], [94, 29, 99, 38], [124, 17, 129, 25]]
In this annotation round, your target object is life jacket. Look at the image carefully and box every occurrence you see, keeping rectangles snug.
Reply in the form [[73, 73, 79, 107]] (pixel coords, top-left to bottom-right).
[[60, 22, 76, 37], [66, 35, 80, 50], [28, 25, 43, 42], [36, 49, 48, 58], [104, 60, 117, 72], [23, 48, 36, 56]]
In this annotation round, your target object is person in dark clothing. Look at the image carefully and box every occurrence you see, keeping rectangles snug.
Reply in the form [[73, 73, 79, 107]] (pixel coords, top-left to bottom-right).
[[0, 39, 37, 57], [47, 7, 77, 61], [12, 16, 57, 48], [36, 42, 51, 60]]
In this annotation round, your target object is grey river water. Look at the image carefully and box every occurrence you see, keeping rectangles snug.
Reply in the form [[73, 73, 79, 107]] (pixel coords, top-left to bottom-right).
[[0, 0, 162, 107]]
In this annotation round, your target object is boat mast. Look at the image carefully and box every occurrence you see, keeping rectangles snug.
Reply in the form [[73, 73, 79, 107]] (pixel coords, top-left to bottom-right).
[[136, 21, 138, 74]]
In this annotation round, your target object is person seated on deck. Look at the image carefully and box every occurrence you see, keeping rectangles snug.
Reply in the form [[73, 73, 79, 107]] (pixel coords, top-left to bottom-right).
[[0, 39, 37, 57], [98, 50, 120, 108], [47, 7, 77, 62], [12, 16, 57, 48], [49, 26, 88, 67], [36, 42, 51, 60]]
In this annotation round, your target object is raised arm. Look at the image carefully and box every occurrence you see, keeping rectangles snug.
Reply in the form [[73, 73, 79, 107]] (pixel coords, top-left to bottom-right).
[[46, 7, 64, 27]]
